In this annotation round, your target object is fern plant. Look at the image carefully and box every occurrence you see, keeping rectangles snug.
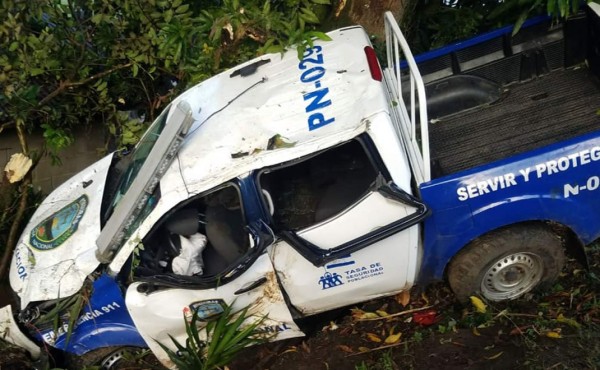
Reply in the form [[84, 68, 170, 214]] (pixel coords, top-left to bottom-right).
[[158, 303, 269, 370]]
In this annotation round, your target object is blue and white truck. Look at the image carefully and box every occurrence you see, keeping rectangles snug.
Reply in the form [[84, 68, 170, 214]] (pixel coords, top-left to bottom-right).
[[2, 4, 600, 368]]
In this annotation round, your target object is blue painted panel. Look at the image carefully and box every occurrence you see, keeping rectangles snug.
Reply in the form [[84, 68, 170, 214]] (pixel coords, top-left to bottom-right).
[[418, 132, 600, 282], [239, 176, 268, 223], [36, 274, 147, 355]]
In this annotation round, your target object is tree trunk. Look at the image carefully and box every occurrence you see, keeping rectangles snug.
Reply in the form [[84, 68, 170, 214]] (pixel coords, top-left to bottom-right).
[[334, 0, 408, 38], [0, 121, 33, 281]]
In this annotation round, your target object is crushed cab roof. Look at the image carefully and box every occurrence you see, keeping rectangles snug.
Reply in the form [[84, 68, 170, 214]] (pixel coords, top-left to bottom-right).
[[162, 26, 391, 195]]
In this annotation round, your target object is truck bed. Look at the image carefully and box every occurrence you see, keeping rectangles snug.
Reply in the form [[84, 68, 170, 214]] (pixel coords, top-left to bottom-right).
[[429, 67, 600, 178]]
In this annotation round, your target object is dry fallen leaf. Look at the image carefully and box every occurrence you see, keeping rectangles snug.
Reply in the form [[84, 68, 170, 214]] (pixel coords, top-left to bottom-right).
[[267, 134, 296, 150], [334, 0, 347, 17], [358, 346, 370, 353], [470, 296, 487, 313], [376, 310, 389, 317], [322, 321, 339, 331], [485, 351, 504, 360], [280, 346, 297, 355], [351, 308, 379, 320], [472, 327, 481, 336], [546, 331, 562, 339], [301, 341, 311, 353], [366, 333, 382, 343], [384, 332, 402, 344], [396, 290, 411, 307], [337, 345, 354, 353]]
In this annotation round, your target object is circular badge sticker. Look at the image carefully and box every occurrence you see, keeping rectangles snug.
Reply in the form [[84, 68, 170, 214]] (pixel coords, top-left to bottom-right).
[[30, 195, 88, 251]]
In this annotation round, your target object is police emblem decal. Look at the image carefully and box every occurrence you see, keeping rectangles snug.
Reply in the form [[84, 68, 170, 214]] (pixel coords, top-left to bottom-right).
[[30, 195, 88, 250]]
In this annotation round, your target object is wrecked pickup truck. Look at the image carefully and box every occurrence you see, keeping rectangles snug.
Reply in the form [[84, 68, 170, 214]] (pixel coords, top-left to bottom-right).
[[3, 4, 600, 368]]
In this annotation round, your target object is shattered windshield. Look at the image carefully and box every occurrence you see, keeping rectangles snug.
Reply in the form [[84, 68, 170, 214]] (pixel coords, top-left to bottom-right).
[[104, 105, 171, 221]]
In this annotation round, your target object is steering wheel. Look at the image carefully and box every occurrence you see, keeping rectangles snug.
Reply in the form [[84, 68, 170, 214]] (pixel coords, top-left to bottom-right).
[[166, 233, 181, 258]]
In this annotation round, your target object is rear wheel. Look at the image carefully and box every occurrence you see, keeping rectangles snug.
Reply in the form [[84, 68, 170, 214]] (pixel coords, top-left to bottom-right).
[[447, 224, 565, 302]]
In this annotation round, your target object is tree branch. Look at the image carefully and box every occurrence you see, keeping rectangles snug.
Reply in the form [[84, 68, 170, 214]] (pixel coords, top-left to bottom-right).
[[38, 62, 134, 107], [16, 119, 28, 155], [0, 121, 15, 135], [0, 176, 30, 281]]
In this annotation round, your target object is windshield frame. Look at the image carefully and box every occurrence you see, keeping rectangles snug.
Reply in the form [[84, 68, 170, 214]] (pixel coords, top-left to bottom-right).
[[96, 101, 194, 263], [103, 105, 172, 223]]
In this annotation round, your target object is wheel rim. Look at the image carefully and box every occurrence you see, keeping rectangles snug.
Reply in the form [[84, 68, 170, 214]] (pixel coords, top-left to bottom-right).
[[99, 348, 130, 370], [481, 252, 544, 301]]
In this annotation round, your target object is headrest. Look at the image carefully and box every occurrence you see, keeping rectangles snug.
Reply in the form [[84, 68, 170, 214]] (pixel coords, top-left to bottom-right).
[[165, 208, 198, 236]]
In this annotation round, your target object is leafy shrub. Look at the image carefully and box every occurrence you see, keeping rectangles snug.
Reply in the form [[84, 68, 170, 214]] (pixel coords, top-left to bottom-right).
[[158, 303, 268, 370]]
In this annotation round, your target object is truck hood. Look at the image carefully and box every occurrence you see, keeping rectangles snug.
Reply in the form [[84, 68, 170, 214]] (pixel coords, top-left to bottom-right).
[[9, 154, 114, 309]]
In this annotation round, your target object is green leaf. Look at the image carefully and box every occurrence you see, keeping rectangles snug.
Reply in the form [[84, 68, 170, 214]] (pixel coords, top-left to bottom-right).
[[559, 0, 568, 17], [9, 42, 19, 51], [64, 294, 84, 346], [511, 10, 529, 36], [91, 13, 103, 24], [96, 80, 107, 92], [29, 68, 44, 76], [307, 31, 332, 41], [299, 17, 306, 31], [300, 7, 320, 23], [311, 0, 331, 4], [547, 0, 556, 15], [132, 63, 139, 77], [176, 4, 189, 14], [165, 9, 174, 23], [571, 0, 580, 14]]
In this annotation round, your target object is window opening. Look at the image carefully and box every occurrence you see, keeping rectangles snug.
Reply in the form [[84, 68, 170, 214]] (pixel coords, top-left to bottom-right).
[[260, 140, 378, 231], [136, 185, 249, 278]]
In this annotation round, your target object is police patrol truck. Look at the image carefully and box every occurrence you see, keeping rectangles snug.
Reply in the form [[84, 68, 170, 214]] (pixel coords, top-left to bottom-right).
[[2, 4, 600, 368]]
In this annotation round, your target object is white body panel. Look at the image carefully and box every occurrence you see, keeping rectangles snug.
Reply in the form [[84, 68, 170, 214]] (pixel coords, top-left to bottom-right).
[[271, 191, 420, 315], [9, 154, 113, 308], [367, 113, 413, 193], [168, 27, 397, 196], [126, 254, 304, 368], [300, 192, 412, 248]]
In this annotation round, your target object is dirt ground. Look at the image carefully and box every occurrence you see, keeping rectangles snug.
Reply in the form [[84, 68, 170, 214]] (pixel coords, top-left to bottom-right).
[[1, 245, 599, 370], [230, 245, 600, 370]]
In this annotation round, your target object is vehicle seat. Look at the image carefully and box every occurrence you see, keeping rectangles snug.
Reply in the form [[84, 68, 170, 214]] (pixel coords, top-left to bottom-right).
[[205, 205, 248, 266], [314, 167, 375, 222], [165, 208, 199, 236]]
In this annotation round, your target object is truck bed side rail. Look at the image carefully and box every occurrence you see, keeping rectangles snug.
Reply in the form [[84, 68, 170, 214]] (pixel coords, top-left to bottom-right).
[[383, 12, 430, 184]]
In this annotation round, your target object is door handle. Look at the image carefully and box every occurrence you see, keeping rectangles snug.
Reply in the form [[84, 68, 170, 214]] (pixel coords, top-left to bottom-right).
[[234, 277, 268, 295]]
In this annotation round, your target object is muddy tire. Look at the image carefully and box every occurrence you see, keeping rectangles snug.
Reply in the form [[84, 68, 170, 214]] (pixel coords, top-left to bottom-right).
[[66, 346, 142, 370], [447, 224, 565, 302]]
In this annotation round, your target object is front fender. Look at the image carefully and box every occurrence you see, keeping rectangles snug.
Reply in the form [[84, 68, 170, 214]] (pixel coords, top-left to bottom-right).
[[36, 274, 147, 356]]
